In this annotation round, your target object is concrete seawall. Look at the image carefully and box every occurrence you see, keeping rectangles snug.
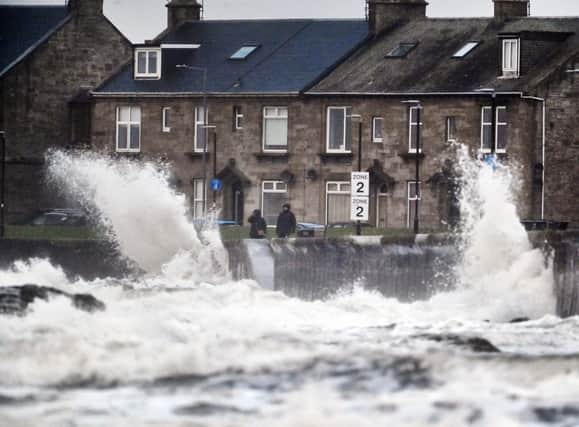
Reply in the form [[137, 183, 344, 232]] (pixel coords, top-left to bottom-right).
[[0, 231, 577, 316]]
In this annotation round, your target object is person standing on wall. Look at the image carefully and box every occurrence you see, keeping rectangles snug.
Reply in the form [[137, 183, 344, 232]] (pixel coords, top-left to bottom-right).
[[276, 203, 296, 238], [248, 209, 267, 239]]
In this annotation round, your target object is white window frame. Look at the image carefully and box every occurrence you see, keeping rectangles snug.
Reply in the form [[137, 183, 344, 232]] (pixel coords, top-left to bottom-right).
[[234, 106, 243, 130], [262, 106, 288, 152], [134, 48, 161, 80], [325, 181, 351, 225], [261, 180, 288, 227], [407, 181, 421, 229], [115, 106, 141, 153], [192, 178, 206, 219], [326, 106, 352, 153], [495, 106, 508, 154], [375, 185, 389, 228], [194, 106, 207, 153], [480, 106, 507, 153], [162, 107, 171, 133], [373, 117, 384, 143], [446, 116, 457, 143], [408, 106, 423, 153], [501, 38, 520, 78]]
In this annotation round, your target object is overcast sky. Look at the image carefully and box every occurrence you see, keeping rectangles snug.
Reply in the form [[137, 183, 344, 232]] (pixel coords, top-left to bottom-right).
[[3, 0, 579, 42]]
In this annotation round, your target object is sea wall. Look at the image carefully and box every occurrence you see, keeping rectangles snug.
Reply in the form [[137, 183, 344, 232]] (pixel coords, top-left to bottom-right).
[[0, 231, 577, 316], [227, 231, 579, 317], [0, 239, 134, 281]]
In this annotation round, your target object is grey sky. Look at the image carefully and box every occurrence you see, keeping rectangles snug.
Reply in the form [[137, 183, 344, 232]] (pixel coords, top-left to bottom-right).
[[3, 0, 579, 42]]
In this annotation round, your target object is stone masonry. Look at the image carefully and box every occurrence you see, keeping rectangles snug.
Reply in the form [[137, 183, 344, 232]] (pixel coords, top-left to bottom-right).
[[91, 94, 540, 230], [0, 1, 132, 222]]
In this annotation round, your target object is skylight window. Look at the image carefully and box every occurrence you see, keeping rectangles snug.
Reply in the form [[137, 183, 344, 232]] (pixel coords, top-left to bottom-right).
[[230, 45, 259, 60], [386, 43, 418, 58], [453, 41, 480, 58]]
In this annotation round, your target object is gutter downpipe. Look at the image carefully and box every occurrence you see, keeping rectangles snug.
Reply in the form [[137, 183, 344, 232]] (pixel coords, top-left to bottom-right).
[[521, 95, 546, 220]]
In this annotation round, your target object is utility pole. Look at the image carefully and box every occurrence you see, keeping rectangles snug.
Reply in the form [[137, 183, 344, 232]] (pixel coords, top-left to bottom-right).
[[356, 119, 363, 236], [402, 100, 422, 235], [0, 131, 5, 238], [414, 104, 421, 235]]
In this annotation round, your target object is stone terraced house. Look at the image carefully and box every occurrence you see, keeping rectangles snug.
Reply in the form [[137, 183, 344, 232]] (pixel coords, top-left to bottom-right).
[[4, 0, 577, 230], [91, 0, 579, 230], [0, 0, 132, 222]]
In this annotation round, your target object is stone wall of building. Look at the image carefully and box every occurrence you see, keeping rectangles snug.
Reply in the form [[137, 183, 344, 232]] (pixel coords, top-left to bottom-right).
[[537, 56, 579, 227], [91, 94, 539, 230], [0, 11, 132, 222]]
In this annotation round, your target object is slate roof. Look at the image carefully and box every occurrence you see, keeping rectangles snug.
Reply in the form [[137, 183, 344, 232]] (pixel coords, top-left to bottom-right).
[[95, 19, 369, 95], [0, 6, 70, 77], [309, 17, 579, 94]]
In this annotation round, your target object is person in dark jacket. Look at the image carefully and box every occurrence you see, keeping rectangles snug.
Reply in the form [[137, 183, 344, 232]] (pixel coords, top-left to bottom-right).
[[248, 209, 267, 239], [276, 203, 296, 238]]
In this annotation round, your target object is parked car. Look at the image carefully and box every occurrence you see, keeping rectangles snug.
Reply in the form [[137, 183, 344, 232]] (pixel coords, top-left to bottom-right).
[[296, 222, 325, 237], [29, 209, 88, 226]]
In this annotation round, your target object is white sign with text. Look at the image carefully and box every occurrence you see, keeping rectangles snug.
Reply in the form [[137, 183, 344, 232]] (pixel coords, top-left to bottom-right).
[[350, 196, 369, 222], [351, 172, 370, 197]]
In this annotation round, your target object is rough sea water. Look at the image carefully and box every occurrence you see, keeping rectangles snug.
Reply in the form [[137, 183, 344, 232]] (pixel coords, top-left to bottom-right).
[[0, 149, 577, 427]]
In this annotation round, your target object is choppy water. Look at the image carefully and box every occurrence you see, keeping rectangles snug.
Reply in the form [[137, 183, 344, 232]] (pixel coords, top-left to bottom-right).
[[0, 149, 575, 427]]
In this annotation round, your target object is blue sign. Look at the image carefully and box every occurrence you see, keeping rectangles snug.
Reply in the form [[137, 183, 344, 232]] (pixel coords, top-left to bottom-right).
[[210, 178, 222, 191]]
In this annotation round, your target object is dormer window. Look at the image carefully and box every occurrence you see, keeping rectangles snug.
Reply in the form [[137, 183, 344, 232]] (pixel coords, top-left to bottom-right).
[[501, 38, 520, 78], [135, 48, 161, 79]]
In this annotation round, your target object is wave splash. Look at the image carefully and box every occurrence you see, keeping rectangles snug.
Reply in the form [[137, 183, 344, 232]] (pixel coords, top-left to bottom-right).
[[46, 150, 228, 282]]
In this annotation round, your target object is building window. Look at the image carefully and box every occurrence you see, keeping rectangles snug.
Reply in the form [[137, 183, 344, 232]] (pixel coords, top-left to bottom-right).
[[452, 41, 479, 58], [234, 106, 243, 130], [194, 106, 207, 153], [408, 106, 423, 153], [326, 181, 351, 225], [481, 106, 507, 153], [326, 107, 352, 153], [407, 181, 421, 229], [446, 116, 457, 143], [373, 117, 384, 143], [502, 39, 520, 78], [262, 181, 288, 226], [162, 107, 171, 133], [116, 106, 141, 152], [230, 45, 259, 60], [496, 106, 507, 153], [134, 48, 161, 79], [192, 178, 205, 218], [262, 107, 288, 151], [386, 42, 418, 58]]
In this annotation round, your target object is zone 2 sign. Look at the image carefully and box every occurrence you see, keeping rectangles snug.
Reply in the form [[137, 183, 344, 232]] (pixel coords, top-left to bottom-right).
[[350, 172, 369, 221]]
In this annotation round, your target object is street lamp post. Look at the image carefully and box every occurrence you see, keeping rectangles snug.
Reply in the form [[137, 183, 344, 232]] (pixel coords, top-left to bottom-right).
[[402, 100, 422, 235], [176, 64, 208, 214], [0, 131, 5, 238], [349, 114, 363, 236]]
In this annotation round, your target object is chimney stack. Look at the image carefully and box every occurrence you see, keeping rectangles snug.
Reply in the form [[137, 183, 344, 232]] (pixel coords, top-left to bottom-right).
[[67, 0, 103, 16], [493, 0, 530, 19], [166, 0, 202, 31], [367, 0, 428, 35]]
